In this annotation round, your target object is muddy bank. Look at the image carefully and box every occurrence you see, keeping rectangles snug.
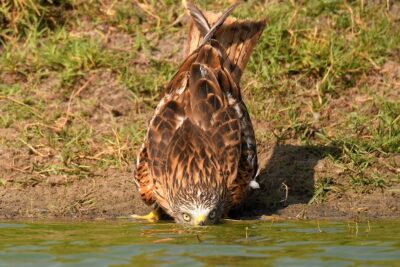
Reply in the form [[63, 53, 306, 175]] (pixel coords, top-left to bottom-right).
[[1, 149, 399, 220], [1, 174, 399, 220]]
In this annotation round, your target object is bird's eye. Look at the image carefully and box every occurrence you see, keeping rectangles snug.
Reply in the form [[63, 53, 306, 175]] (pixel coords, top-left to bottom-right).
[[209, 210, 216, 219], [182, 213, 191, 222]]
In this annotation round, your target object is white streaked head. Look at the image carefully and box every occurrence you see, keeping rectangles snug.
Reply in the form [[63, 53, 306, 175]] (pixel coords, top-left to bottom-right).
[[177, 206, 217, 226]]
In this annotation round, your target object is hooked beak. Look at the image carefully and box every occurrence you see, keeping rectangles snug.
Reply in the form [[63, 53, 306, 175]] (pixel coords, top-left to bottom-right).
[[193, 214, 206, 226]]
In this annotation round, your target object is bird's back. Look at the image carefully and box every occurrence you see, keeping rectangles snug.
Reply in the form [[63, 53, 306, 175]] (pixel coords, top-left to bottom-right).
[[135, 2, 266, 217]]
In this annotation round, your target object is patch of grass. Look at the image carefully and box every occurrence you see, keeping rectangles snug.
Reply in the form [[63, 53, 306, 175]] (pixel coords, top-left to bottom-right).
[[309, 177, 339, 204], [120, 58, 177, 96], [1, 28, 117, 85], [0, 0, 72, 40], [247, 0, 400, 87], [240, 0, 400, 200]]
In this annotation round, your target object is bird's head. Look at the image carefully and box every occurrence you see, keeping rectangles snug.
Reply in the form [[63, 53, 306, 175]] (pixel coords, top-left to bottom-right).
[[169, 186, 227, 226]]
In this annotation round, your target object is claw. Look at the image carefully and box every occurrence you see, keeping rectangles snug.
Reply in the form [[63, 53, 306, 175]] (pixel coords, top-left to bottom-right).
[[260, 215, 287, 222], [126, 211, 160, 222]]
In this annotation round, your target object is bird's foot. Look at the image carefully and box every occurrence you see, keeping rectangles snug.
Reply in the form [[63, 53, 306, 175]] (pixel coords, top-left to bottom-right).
[[260, 215, 287, 222], [119, 211, 160, 222]]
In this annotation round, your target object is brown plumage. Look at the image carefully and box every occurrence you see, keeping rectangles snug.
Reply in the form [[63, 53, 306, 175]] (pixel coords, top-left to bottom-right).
[[134, 1, 266, 225]]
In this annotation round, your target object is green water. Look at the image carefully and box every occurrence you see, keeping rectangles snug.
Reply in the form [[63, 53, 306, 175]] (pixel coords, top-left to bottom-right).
[[0, 220, 399, 267]]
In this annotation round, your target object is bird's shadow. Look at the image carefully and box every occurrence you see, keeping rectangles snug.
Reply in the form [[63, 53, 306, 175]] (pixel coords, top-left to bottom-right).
[[229, 144, 341, 218]]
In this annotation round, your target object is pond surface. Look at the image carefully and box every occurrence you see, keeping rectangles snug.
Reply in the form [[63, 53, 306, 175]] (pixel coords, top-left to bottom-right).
[[0, 219, 399, 266]]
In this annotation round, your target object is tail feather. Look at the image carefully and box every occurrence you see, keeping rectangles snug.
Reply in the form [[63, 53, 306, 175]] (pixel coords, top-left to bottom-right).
[[199, 1, 240, 47], [185, 2, 266, 84], [184, 1, 210, 37]]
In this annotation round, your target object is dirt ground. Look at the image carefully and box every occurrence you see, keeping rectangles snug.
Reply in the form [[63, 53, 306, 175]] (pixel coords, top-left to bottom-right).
[[1, 148, 399, 220]]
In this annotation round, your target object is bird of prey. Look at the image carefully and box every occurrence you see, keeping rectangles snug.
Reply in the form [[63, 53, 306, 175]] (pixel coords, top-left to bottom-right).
[[133, 1, 266, 226]]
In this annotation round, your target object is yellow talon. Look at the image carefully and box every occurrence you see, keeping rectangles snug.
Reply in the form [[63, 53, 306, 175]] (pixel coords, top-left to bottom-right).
[[128, 211, 160, 222], [260, 215, 287, 222]]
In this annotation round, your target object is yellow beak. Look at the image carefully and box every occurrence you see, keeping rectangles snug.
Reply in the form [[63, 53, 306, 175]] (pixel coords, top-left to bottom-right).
[[194, 215, 206, 226]]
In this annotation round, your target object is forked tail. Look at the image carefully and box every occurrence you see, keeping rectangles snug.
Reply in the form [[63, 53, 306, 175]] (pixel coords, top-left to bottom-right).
[[184, 1, 266, 84]]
